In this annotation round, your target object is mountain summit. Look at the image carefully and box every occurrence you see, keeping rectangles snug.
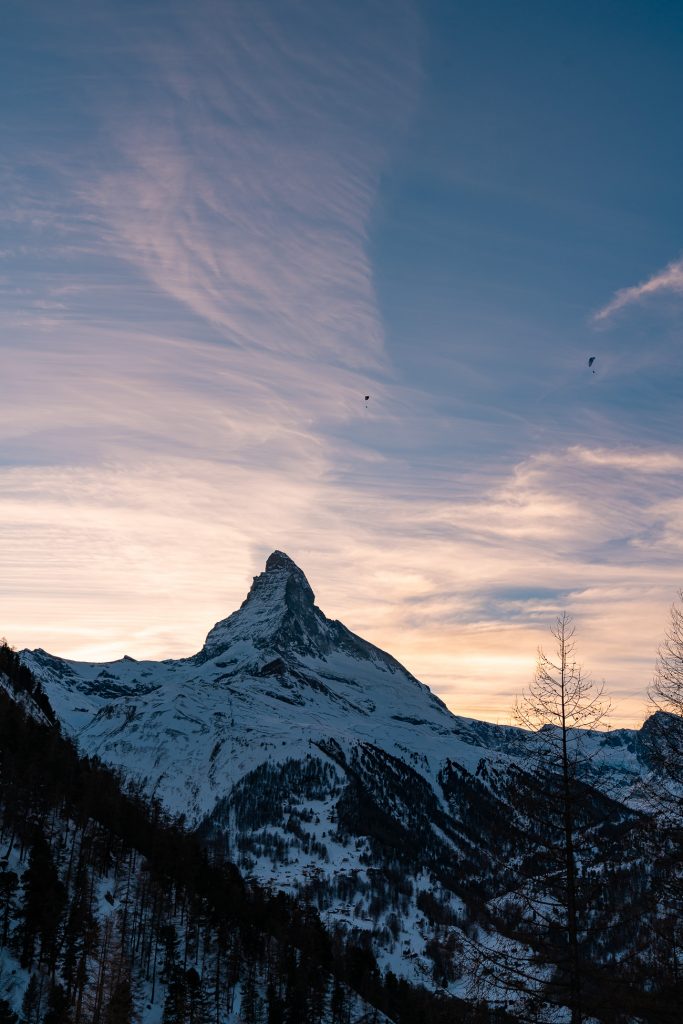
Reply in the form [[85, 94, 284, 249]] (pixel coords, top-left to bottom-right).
[[21, 549, 460, 818], [201, 550, 327, 660], [200, 551, 408, 673], [263, 549, 306, 575]]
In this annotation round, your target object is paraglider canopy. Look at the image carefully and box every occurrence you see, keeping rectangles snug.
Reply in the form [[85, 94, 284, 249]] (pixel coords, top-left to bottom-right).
[[364, 395, 370, 401], [588, 356, 596, 367]]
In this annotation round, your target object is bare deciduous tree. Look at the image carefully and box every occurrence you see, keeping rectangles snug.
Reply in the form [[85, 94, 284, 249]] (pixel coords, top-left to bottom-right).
[[513, 612, 610, 1024], [649, 591, 683, 796], [643, 594, 683, 1007], [652, 593, 683, 714]]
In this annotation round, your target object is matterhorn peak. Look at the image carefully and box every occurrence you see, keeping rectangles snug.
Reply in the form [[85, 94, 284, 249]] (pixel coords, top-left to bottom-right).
[[199, 551, 327, 662], [245, 550, 316, 609], [264, 550, 301, 574]]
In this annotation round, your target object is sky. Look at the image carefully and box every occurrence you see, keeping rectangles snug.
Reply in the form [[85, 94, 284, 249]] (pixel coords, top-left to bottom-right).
[[2, 0, 683, 728]]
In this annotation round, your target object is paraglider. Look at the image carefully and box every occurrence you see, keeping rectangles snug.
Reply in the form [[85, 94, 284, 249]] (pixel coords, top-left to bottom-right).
[[588, 356, 596, 374]]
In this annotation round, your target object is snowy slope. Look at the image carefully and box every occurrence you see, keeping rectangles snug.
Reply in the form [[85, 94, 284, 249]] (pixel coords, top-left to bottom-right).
[[22, 553, 511, 815], [19, 551, 648, 992]]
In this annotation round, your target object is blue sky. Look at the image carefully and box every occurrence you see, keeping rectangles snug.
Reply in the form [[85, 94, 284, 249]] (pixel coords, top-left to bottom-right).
[[2, 0, 683, 725]]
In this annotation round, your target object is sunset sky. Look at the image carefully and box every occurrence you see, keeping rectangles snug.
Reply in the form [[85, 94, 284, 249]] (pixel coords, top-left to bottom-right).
[[2, 0, 683, 727]]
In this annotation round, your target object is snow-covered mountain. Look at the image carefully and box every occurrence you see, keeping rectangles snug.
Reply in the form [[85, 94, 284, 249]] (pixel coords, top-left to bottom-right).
[[20, 551, 650, 995]]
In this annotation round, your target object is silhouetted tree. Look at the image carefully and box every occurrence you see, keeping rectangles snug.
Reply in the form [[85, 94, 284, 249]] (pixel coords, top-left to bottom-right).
[[0, 870, 18, 946], [642, 593, 683, 1016], [103, 979, 134, 1024], [513, 613, 610, 1023], [18, 833, 66, 971], [464, 614, 614, 1022], [0, 1001, 17, 1024], [648, 591, 683, 798], [20, 974, 43, 1024], [43, 984, 71, 1024]]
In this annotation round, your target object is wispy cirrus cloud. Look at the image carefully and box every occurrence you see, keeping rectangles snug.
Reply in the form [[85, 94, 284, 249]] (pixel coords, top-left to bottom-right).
[[594, 256, 683, 322], [78, 0, 420, 369], [571, 446, 683, 473], [2, 0, 420, 376]]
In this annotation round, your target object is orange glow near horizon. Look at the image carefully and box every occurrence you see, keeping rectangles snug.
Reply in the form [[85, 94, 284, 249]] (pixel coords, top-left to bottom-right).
[[1, 448, 668, 732]]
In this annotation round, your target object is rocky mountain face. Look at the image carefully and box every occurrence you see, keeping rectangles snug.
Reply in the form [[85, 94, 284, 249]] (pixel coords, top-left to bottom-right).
[[19, 552, 663, 1007]]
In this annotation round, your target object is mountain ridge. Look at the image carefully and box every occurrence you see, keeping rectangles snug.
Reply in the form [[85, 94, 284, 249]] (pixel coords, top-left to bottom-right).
[[15, 551, 657, 1007]]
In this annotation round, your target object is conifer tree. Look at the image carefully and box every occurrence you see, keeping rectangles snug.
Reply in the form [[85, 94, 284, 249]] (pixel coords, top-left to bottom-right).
[[19, 834, 66, 971], [266, 979, 284, 1024], [0, 1000, 17, 1024], [103, 980, 134, 1024], [61, 857, 99, 1005], [43, 984, 71, 1024], [0, 870, 18, 947], [184, 968, 211, 1024], [161, 974, 186, 1024], [20, 974, 43, 1024]]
